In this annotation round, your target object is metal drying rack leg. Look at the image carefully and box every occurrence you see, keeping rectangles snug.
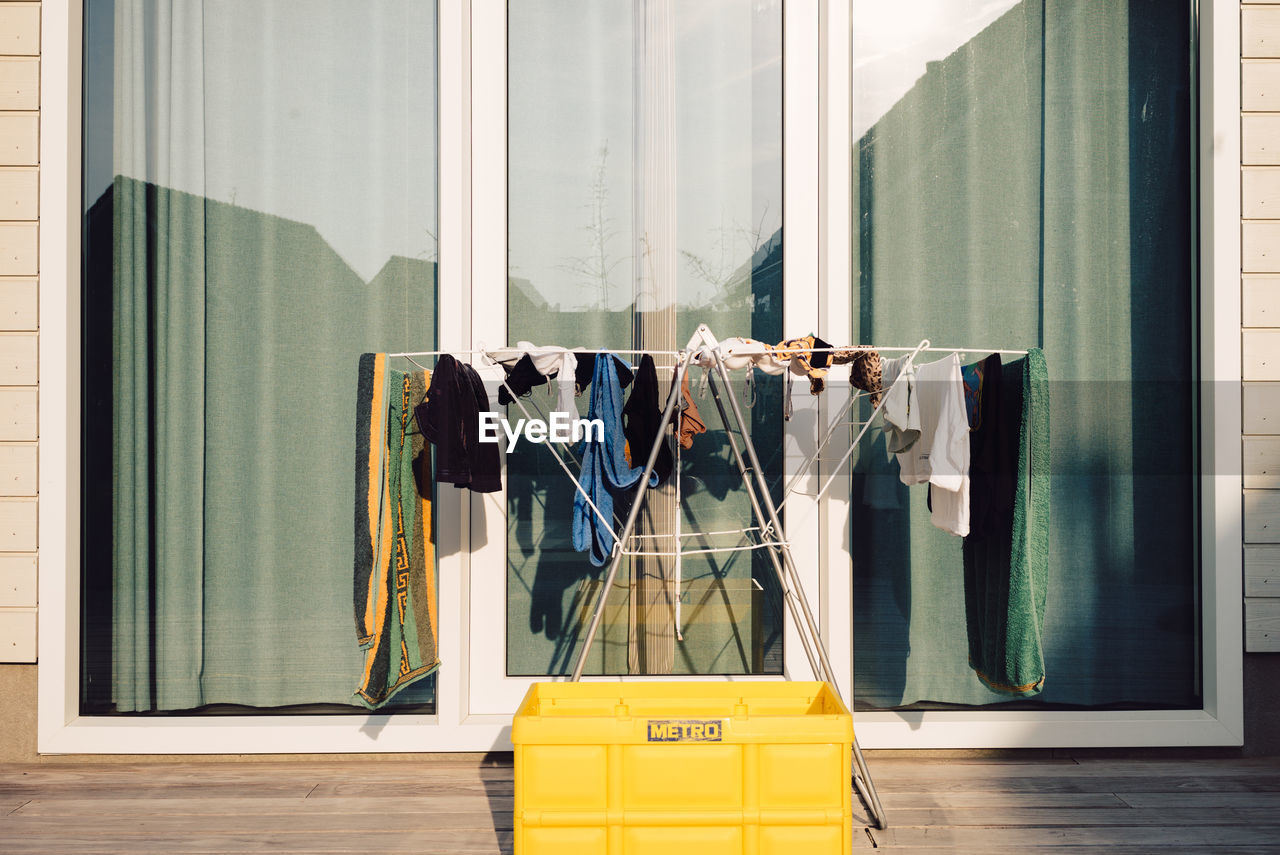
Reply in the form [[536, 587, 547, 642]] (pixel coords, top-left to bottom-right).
[[567, 324, 888, 830]]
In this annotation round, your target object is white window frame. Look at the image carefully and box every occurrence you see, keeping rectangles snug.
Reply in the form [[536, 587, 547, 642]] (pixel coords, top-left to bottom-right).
[[37, 0, 1242, 753]]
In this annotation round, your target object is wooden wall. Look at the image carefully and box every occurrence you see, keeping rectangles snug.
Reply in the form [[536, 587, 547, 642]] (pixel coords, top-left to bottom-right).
[[1244, 2, 1280, 652], [0, 0, 38, 664]]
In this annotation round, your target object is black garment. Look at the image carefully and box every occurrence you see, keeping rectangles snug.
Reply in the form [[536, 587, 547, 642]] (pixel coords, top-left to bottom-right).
[[574, 352, 634, 396], [414, 354, 502, 493], [811, 334, 834, 369], [964, 354, 1009, 539], [621, 354, 673, 486], [497, 354, 547, 405]]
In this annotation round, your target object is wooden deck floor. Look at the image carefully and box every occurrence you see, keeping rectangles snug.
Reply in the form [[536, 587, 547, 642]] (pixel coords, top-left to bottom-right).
[[2, 755, 1280, 853]]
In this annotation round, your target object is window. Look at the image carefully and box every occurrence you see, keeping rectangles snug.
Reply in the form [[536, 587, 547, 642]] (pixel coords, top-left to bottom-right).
[[81, 0, 439, 714]]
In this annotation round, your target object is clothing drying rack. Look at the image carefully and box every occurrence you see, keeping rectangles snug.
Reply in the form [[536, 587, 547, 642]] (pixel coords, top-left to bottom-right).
[[392, 325, 1031, 832]]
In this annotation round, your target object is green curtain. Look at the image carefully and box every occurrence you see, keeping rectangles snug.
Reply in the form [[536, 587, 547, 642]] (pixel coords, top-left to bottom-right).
[[851, 0, 1197, 708], [95, 0, 438, 711]]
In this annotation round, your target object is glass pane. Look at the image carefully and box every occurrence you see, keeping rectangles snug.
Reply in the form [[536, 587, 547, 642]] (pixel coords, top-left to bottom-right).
[[82, 0, 439, 713], [506, 0, 784, 676], [851, 0, 1198, 708]]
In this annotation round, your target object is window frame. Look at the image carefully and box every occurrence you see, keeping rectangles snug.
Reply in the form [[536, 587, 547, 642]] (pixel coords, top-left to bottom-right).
[[37, 0, 1242, 753]]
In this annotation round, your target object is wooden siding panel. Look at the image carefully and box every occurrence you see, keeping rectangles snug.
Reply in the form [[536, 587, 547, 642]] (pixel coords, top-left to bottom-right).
[[0, 607, 34, 662], [0, 498, 36, 551], [1244, 220, 1280, 271], [0, 444, 35, 496], [1243, 114, 1280, 165], [0, 554, 33, 607], [0, 168, 36, 220], [0, 113, 37, 165], [1244, 436, 1280, 488], [0, 278, 37, 330], [1246, 598, 1280, 652], [1246, 545, 1280, 597], [0, 57, 37, 111], [0, 387, 37, 441], [1243, 60, 1280, 111], [1243, 329, 1280, 380], [0, 333, 37, 385], [1245, 489, 1280, 543], [1245, 382, 1280, 433], [0, 222, 36, 275], [1246, 6, 1280, 58], [1245, 167, 1280, 218], [0, 5, 39, 56]]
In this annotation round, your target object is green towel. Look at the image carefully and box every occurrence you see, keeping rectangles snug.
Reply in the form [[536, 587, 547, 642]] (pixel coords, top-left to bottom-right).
[[962, 348, 1049, 696], [353, 353, 439, 708]]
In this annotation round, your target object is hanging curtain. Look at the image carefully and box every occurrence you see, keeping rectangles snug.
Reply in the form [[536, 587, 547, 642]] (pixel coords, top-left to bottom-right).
[[851, 0, 1197, 708], [99, 0, 438, 711]]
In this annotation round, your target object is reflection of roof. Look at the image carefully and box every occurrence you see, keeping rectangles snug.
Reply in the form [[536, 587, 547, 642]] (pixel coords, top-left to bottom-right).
[[509, 276, 549, 311]]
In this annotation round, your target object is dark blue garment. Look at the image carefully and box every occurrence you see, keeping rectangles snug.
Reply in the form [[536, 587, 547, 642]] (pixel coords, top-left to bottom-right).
[[572, 353, 647, 566]]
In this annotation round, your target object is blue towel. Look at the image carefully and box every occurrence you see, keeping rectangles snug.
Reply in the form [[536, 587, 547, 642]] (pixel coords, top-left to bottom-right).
[[573, 353, 648, 566]]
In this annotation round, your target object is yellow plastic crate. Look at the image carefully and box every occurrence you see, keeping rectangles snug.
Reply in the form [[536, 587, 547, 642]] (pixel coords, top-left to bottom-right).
[[512, 681, 853, 855]]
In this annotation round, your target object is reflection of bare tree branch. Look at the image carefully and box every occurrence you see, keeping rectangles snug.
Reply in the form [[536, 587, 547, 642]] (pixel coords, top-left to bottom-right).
[[559, 143, 626, 311], [681, 201, 777, 311], [416, 227, 439, 264]]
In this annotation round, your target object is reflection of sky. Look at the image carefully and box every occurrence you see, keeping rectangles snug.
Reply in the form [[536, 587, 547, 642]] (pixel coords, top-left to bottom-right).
[[854, 0, 1020, 139], [87, 0, 438, 283], [509, 0, 782, 312]]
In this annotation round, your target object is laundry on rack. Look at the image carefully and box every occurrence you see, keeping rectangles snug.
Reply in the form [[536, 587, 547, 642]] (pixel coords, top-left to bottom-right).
[[962, 348, 1049, 697], [838, 348, 884, 408], [879, 354, 921, 453], [414, 353, 502, 493], [573, 353, 651, 566], [622, 354, 673, 486], [895, 352, 970, 537], [673, 370, 706, 449], [490, 341, 579, 416], [353, 353, 439, 708]]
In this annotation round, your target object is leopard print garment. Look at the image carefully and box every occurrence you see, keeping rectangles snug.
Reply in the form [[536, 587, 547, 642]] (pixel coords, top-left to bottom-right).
[[832, 348, 883, 408]]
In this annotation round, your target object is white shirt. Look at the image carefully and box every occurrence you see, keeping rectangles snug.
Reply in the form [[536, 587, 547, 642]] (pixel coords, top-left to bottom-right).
[[895, 353, 969, 537]]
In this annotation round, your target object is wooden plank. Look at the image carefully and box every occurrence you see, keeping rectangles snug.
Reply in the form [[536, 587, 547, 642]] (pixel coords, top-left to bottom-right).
[[1245, 329, 1280, 382], [0, 606, 35, 662], [0, 829, 516, 855], [1246, 545, 1280, 597], [1246, 597, 1280, 652], [1117, 791, 1280, 809], [0, 4, 39, 56], [874, 806, 1280, 827], [0, 167, 36, 220], [868, 824, 1280, 849], [0, 442, 36, 495], [873, 774, 1280, 794], [0, 113, 37, 165], [0, 278, 39, 330], [0, 332, 37, 385], [0, 112, 36, 166], [1248, 488, 1280, 544], [14, 794, 509, 816], [0, 496, 35, 550], [1244, 168, 1280, 219], [0, 387, 37, 440], [1244, 114, 1280, 165], [0, 552, 35, 607], [880, 792, 1129, 809], [1244, 382, 1280, 433], [1246, 6, 1280, 58], [0, 811, 515, 834], [1244, 60, 1280, 112], [1245, 436, 1280, 487], [0, 222, 36, 276], [866, 758, 1280, 779], [0, 57, 37, 110]]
